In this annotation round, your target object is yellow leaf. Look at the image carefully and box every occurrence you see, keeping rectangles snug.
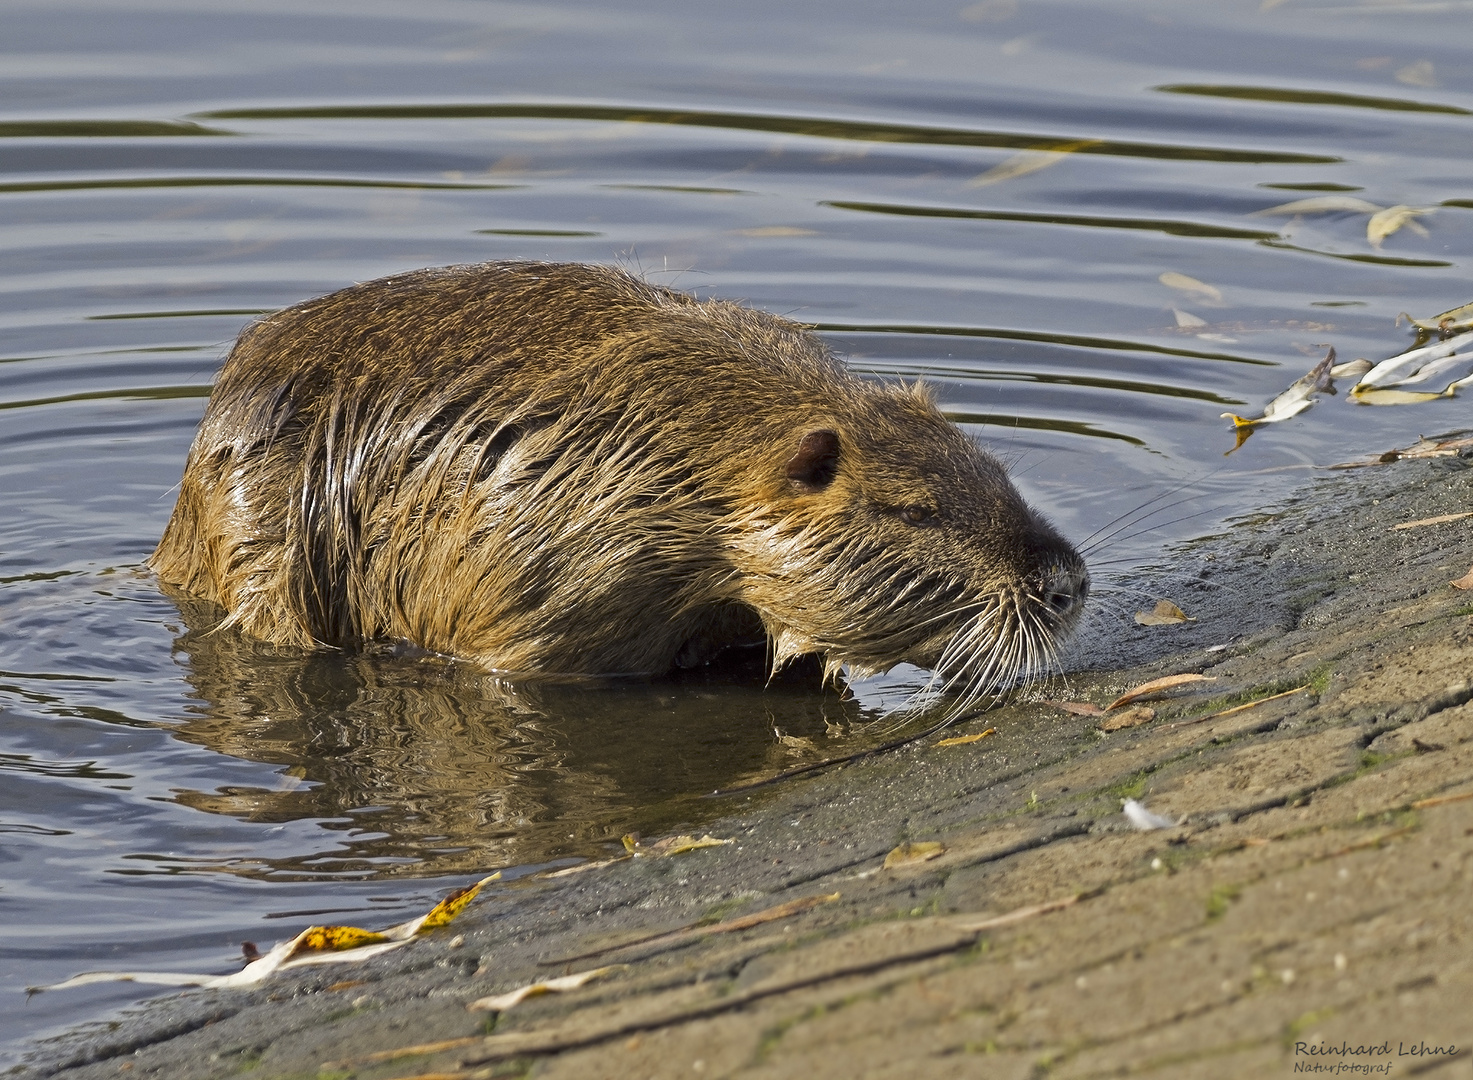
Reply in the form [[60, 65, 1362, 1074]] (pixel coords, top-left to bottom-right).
[[883, 841, 945, 869], [1098, 706, 1155, 732], [937, 727, 996, 747], [291, 926, 390, 954], [419, 872, 500, 931], [1134, 600, 1195, 626], [1107, 673, 1213, 710]]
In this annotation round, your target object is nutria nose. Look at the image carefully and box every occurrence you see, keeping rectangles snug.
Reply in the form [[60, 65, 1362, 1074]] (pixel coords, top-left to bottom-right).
[[1043, 564, 1090, 622]]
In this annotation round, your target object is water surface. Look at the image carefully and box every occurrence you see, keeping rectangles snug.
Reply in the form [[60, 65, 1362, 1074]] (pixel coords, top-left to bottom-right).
[[3, 0, 1472, 1062]]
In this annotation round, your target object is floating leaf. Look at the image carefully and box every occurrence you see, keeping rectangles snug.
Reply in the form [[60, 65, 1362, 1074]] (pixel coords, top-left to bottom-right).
[[1391, 511, 1473, 531], [1098, 706, 1156, 731], [937, 727, 996, 747], [1134, 599, 1196, 626], [1123, 799, 1178, 831], [1395, 59, 1436, 88], [1251, 195, 1383, 217], [883, 841, 945, 869], [467, 966, 622, 1013], [1159, 272, 1222, 303], [1398, 300, 1473, 333], [32, 874, 500, 994], [1350, 382, 1460, 406], [1107, 673, 1213, 710], [1173, 308, 1207, 328], [735, 225, 817, 237], [1367, 204, 1431, 249], [1329, 357, 1373, 379], [1221, 348, 1336, 428], [1045, 700, 1106, 717], [1453, 566, 1473, 591], [966, 138, 1099, 186]]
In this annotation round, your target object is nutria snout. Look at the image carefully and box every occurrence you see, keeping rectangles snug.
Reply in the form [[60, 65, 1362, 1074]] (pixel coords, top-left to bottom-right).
[[151, 261, 1088, 706]]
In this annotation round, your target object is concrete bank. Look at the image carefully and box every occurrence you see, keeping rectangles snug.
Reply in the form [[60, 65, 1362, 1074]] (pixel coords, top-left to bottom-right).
[[20, 444, 1473, 1080]]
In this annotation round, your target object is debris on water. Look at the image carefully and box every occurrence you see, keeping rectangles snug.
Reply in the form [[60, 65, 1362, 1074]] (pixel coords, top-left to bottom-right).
[[1221, 348, 1336, 429], [1134, 600, 1196, 626]]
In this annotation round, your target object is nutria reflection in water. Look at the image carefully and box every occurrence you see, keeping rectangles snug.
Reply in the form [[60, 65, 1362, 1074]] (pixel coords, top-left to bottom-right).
[[152, 262, 1088, 713]]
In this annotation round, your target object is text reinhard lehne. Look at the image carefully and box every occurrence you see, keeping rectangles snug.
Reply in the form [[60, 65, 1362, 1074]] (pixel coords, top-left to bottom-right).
[[1292, 1040, 1460, 1074]]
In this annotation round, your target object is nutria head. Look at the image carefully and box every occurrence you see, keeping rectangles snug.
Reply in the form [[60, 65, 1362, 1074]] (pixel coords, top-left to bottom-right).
[[721, 380, 1088, 710], [151, 261, 1088, 711]]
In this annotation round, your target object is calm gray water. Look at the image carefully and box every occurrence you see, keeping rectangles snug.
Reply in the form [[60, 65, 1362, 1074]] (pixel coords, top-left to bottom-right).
[[3, 0, 1472, 1061]]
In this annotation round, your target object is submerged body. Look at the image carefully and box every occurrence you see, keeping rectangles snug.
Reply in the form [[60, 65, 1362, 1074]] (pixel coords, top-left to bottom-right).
[[152, 262, 1088, 701]]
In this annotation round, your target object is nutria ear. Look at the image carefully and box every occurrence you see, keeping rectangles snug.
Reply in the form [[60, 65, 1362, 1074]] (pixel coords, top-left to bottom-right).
[[785, 429, 840, 492]]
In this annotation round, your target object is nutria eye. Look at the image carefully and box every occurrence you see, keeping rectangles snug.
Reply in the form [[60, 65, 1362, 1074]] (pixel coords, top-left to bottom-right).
[[901, 504, 933, 525]]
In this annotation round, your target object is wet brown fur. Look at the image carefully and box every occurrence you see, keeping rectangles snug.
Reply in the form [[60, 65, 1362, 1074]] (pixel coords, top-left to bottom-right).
[[152, 262, 1087, 697]]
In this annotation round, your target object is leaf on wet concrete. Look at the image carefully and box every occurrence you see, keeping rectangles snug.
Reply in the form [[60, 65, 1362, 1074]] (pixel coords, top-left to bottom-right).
[[1098, 706, 1155, 732], [31, 873, 500, 993], [467, 966, 622, 1013], [1134, 599, 1196, 626], [1045, 700, 1106, 717], [1330, 433, 1473, 469], [1452, 566, 1473, 590], [1220, 347, 1336, 428], [1367, 204, 1432, 249], [937, 727, 996, 746], [1159, 272, 1223, 303], [883, 841, 945, 869], [1250, 195, 1384, 217], [630, 833, 734, 857], [1106, 673, 1213, 710], [1390, 511, 1473, 531]]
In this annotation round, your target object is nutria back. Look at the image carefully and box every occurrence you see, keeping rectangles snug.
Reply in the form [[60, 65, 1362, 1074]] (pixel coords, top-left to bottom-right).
[[152, 261, 1087, 703]]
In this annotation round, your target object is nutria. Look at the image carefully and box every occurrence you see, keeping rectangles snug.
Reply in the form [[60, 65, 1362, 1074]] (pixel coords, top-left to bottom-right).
[[151, 261, 1088, 707]]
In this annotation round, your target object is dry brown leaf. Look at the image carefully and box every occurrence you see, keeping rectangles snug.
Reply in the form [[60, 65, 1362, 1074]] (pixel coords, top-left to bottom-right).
[[937, 727, 996, 747], [1391, 511, 1473, 531], [467, 966, 622, 1013], [883, 841, 945, 869], [1098, 706, 1156, 732], [1045, 700, 1106, 717], [1452, 566, 1473, 590], [1107, 673, 1214, 710], [1134, 599, 1195, 626]]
